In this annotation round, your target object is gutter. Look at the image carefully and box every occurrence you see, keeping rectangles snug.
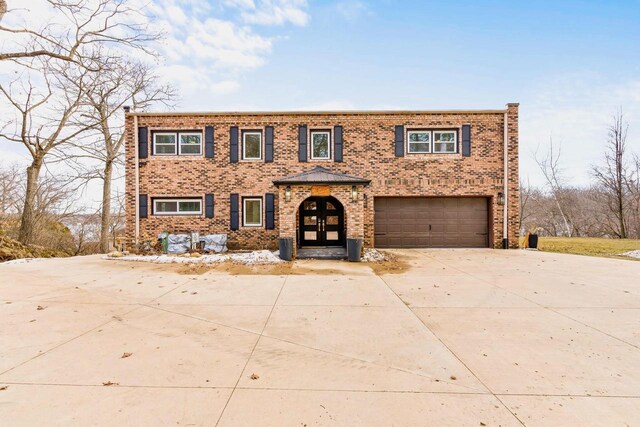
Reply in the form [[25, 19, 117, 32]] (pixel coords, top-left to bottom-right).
[[502, 110, 509, 249], [133, 113, 140, 245]]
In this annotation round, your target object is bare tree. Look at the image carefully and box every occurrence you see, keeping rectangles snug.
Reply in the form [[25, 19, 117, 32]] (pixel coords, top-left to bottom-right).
[[591, 110, 631, 238], [59, 58, 175, 252], [0, 163, 22, 216], [0, 61, 96, 243], [0, 0, 156, 64], [1, 0, 160, 245], [534, 138, 573, 236]]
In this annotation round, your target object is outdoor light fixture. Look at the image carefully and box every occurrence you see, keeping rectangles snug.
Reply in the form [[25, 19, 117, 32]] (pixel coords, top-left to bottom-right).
[[285, 186, 292, 202], [351, 185, 358, 202], [497, 192, 505, 206], [123, 105, 131, 113]]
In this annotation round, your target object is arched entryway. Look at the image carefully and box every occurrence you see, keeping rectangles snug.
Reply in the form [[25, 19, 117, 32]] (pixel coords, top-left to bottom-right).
[[298, 196, 345, 247]]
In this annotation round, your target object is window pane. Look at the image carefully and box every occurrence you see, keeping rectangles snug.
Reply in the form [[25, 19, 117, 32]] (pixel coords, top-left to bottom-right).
[[244, 134, 261, 159], [326, 215, 339, 225], [156, 201, 178, 212], [435, 132, 455, 142], [434, 142, 456, 153], [304, 231, 317, 240], [244, 199, 261, 225], [180, 144, 201, 154], [304, 200, 317, 210], [409, 142, 430, 153], [312, 133, 329, 158], [180, 134, 201, 145], [178, 201, 200, 212], [155, 144, 176, 154], [409, 132, 430, 142], [304, 216, 317, 225], [155, 134, 176, 144], [326, 201, 336, 210], [326, 231, 339, 240]]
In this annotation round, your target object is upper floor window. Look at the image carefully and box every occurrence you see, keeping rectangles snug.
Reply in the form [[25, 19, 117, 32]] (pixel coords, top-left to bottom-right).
[[153, 131, 202, 156], [407, 130, 431, 154], [433, 130, 457, 153], [242, 130, 262, 160], [310, 130, 331, 160], [153, 198, 202, 215]]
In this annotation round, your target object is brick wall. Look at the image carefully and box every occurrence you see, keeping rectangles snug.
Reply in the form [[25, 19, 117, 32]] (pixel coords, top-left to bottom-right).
[[125, 105, 520, 249]]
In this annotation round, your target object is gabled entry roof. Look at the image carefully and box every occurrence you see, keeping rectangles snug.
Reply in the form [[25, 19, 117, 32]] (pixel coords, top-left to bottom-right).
[[273, 166, 370, 186]]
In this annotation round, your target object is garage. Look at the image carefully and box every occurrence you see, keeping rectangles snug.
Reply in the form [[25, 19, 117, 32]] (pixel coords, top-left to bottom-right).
[[374, 197, 489, 248]]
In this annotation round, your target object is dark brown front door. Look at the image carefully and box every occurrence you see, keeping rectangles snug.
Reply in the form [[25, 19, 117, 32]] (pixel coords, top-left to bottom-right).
[[299, 197, 345, 247], [374, 197, 489, 248]]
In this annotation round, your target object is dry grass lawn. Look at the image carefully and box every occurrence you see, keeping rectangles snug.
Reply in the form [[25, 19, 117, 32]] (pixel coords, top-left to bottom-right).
[[528, 236, 640, 260]]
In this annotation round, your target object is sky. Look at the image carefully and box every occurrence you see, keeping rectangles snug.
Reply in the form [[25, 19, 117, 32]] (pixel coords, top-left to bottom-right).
[[2, 0, 640, 205]]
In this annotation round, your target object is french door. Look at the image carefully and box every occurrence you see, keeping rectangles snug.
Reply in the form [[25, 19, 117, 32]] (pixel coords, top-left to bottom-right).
[[299, 197, 345, 247]]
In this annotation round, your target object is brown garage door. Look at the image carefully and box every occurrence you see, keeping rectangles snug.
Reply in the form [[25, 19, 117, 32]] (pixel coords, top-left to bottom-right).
[[374, 197, 489, 248]]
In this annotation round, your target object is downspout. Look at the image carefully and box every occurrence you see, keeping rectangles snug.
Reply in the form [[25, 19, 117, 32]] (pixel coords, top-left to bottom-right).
[[133, 113, 140, 245], [502, 111, 509, 249]]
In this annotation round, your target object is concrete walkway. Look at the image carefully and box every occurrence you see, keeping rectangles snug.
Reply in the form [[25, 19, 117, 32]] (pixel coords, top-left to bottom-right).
[[1, 250, 639, 426]]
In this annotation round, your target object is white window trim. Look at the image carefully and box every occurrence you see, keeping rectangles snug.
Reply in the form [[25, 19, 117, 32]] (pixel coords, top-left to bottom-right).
[[310, 130, 332, 160], [153, 132, 177, 156], [153, 198, 202, 215], [178, 132, 203, 156], [407, 130, 432, 154], [243, 197, 263, 227], [433, 130, 458, 154], [242, 131, 262, 160]]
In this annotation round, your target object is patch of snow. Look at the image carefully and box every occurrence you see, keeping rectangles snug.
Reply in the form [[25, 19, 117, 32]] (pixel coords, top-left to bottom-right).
[[361, 248, 387, 262], [620, 250, 640, 259], [105, 250, 284, 265], [1, 258, 43, 265]]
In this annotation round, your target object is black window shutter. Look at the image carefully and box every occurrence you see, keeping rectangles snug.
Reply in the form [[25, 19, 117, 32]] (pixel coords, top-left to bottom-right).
[[265, 126, 274, 162], [205, 126, 214, 158], [298, 124, 307, 162], [394, 125, 404, 157], [230, 126, 239, 163], [462, 124, 471, 157], [138, 127, 148, 158], [334, 125, 343, 162], [139, 194, 148, 218], [265, 193, 275, 230], [205, 194, 215, 218], [230, 193, 239, 230]]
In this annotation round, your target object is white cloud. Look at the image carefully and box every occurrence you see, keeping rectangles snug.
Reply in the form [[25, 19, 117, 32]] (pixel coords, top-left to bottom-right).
[[225, 0, 309, 26], [211, 80, 241, 94], [334, 0, 370, 21]]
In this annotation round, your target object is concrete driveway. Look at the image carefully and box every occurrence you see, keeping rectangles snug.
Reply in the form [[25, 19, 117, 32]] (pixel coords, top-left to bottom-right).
[[1, 250, 640, 426]]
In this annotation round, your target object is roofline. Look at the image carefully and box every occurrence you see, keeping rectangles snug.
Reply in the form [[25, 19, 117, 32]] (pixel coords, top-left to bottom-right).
[[126, 107, 515, 117]]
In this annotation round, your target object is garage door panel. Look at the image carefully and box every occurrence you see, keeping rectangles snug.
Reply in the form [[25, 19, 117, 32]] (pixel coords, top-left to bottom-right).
[[374, 197, 489, 248]]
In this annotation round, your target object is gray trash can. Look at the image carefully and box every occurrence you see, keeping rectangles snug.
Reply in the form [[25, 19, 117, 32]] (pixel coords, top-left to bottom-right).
[[278, 237, 294, 261], [347, 238, 363, 262]]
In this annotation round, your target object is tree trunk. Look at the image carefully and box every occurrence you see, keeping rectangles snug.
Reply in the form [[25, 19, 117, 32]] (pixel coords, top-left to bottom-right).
[[99, 160, 113, 253], [18, 158, 43, 244]]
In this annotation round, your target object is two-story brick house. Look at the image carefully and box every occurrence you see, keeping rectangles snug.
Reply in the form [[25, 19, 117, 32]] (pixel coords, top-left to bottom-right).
[[124, 104, 519, 258]]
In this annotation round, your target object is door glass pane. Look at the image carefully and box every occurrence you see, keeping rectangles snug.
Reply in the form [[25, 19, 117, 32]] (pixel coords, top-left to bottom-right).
[[304, 231, 317, 240], [303, 200, 317, 210], [326, 201, 336, 210], [326, 231, 339, 240], [304, 216, 317, 225], [326, 216, 338, 225]]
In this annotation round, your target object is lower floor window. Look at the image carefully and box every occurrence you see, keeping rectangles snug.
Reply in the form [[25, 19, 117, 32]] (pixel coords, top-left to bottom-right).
[[243, 197, 263, 227], [154, 198, 202, 215]]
